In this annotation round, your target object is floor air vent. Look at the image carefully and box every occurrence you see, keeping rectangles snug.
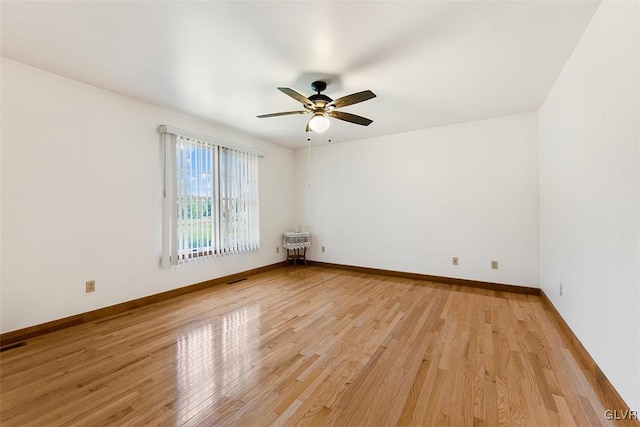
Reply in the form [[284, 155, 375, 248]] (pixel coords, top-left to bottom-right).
[[0, 342, 27, 352], [226, 278, 247, 285]]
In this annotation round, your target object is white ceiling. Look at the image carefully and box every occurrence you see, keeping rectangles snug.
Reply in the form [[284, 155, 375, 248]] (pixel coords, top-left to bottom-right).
[[1, 1, 600, 149]]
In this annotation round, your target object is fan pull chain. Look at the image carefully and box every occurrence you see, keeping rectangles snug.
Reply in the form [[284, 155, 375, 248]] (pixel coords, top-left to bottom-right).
[[307, 131, 311, 187]]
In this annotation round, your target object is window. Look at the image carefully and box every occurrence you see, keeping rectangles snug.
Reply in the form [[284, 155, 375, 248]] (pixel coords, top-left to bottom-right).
[[159, 126, 262, 265]]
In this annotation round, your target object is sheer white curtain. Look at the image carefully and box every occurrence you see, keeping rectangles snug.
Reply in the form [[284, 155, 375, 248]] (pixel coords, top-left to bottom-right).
[[160, 125, 262, 266]]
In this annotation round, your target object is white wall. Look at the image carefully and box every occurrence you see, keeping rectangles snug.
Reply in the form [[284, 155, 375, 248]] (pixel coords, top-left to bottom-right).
[[0, 60, 3, 324], [539, 0, 639, 411], [0, 58, 295, 334], [295, 112, 540, 287]]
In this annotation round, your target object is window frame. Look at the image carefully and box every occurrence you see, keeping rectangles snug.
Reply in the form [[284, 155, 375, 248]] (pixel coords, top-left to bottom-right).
[[159, 125, 264, 266]]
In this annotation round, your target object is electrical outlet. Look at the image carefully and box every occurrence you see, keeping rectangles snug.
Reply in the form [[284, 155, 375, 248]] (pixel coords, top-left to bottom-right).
[[559, 283, 563, 296], [452, 257, 459, 265], [322, 246, 326, 253], [491, 260, 499, 270], [276, 246, 280, 253], [86, 280, 95, 293]]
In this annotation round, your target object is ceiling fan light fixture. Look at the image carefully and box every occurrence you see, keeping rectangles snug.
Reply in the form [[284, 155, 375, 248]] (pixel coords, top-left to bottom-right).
[[309, 113, 330, 133]]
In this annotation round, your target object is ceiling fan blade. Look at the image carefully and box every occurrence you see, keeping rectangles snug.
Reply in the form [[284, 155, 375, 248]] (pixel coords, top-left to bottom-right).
[[331, 90, 376, 109], [278, 87, 313, 106], [329, 111, 373, 126], [257, 110, 307, 118]]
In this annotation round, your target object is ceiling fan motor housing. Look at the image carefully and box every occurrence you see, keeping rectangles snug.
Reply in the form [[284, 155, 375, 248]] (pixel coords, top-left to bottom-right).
[[308, 93, 333, 109], [308, 81, 332, 109]]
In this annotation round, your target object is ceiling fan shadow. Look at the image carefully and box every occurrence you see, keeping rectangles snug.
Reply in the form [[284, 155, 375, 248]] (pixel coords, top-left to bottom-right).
[[343, 3, 462, 75]]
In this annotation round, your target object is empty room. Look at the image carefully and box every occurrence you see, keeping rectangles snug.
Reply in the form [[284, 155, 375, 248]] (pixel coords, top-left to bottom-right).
[[1, 0, 638, 425]]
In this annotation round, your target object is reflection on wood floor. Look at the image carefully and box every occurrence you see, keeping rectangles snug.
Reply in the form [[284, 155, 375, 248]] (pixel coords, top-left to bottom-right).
[[0, 267, 626, 426]]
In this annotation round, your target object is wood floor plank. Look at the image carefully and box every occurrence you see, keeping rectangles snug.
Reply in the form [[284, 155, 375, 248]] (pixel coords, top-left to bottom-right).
[[0, 266, 630, 426]]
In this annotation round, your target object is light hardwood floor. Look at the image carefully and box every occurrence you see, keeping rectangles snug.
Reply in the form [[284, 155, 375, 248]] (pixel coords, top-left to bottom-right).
[[0, 267, 632, 426]]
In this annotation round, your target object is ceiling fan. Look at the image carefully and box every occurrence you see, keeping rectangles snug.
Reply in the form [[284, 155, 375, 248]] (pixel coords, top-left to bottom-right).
[[257, 81, 376, 133]]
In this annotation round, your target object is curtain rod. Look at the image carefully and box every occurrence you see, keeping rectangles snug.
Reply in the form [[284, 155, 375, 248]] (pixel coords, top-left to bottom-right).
[[158, 125, 266, 158]]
